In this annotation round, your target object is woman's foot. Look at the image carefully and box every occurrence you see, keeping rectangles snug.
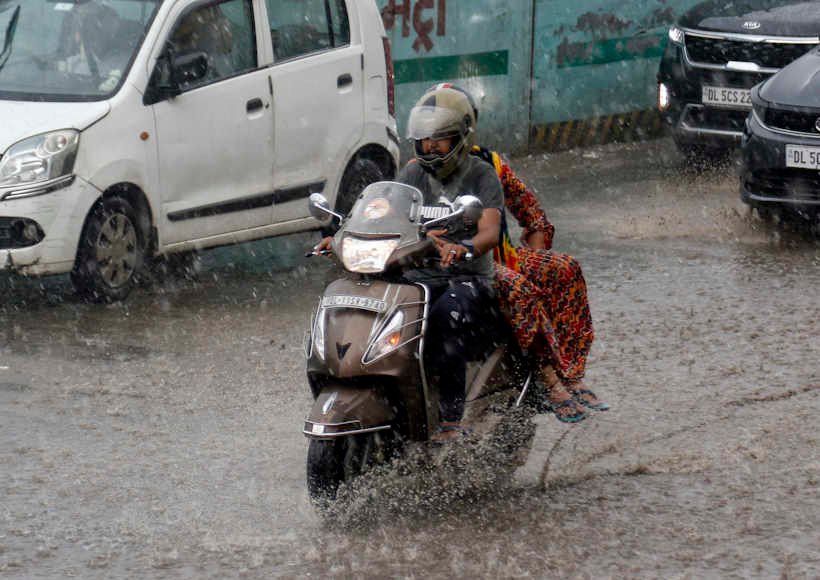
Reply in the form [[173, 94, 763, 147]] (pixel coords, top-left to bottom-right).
[[431, 421, 471, 444], [565, 381, 609, 411], [545, 381, 587, 423]]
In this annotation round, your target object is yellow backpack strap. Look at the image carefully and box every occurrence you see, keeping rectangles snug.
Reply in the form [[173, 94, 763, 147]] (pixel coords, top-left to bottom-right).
[[489, 150, 503, 177]]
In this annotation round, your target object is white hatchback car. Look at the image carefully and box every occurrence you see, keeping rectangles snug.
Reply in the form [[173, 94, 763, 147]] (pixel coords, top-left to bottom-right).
[[0, 0, 399, 300]]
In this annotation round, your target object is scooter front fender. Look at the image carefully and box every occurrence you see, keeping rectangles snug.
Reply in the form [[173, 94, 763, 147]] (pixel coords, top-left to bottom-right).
[[303, 384, 395, 439]]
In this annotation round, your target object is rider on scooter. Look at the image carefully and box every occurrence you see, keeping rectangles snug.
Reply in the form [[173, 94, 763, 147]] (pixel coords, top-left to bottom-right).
[[315, 86, 503, 441], [398, 86, 504, 441]]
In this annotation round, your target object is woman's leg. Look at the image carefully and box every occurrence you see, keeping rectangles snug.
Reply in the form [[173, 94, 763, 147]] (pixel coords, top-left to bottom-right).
[[516, 248, 595, 381], [494, 265, 586, 422]]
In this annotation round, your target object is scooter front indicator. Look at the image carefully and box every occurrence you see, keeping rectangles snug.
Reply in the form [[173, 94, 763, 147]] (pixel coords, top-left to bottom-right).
[[363, 310, 406, 363]]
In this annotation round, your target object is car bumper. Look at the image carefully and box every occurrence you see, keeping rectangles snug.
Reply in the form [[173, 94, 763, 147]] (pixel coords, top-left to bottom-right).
[[658, 44, 770, 151], [0, 176, 102, 276], [741, 113, 820, 216], [666, 103, 746, 148]]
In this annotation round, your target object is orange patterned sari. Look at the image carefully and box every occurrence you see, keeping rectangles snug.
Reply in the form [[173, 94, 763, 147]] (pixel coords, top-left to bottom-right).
[[470, 146, 594, 380]]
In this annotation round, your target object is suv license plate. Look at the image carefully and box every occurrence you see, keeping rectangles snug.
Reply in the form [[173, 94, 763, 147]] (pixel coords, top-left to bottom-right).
[[702, 86, 752, 109], [786, 144, 820, 169]]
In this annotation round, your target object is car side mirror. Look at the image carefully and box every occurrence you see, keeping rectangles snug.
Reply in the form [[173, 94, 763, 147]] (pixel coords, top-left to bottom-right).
[[171, 50, 209, 86], [143, 45, 209, 105], [453, 194, 484, 225], [309, 193, 343, 224]]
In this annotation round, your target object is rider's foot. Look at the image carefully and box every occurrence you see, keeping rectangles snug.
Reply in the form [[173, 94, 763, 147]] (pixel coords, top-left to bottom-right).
[[546, 381, 587, 423], [431, 421, 471, 444], [565, 380, 609, 411]]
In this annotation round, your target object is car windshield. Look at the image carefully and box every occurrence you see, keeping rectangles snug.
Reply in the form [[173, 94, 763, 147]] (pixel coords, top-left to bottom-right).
[[0, 0, 160, 101]]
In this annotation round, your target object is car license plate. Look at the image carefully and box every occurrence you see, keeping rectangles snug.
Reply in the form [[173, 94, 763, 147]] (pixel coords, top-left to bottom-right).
[[785, 144, 820, 169], [701, 86, 752, 109]]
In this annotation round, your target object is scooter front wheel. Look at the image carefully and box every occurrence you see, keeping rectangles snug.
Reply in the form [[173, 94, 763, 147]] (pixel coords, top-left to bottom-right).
[[306, 431, 397, 505]]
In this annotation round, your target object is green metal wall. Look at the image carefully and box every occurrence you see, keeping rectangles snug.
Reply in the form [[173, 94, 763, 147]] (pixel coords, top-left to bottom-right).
[[377, 0, 703, 153]]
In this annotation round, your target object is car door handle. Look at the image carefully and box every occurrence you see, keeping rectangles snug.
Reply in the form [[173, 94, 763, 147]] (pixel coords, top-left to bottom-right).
[[337, 74, 353, 89], [246, 98, 264, 113]]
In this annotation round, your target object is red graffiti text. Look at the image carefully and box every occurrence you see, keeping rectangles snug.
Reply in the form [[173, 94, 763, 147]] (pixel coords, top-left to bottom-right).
[[381, 0, 446, 53]]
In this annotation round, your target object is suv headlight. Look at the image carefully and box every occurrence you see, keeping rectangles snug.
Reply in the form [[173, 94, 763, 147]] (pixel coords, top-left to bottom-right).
[[341, 235, 399, 273], [668, 26, 684, 45], [0, 130, 80, 189]]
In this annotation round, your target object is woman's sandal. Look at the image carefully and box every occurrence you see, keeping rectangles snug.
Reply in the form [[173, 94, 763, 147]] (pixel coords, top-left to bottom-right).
[[572, 388, 610, 411], [546, 398, 587, 424]]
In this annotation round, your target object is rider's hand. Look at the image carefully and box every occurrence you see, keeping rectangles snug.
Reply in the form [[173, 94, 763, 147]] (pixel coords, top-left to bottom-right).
[[312, 236, 333, 256], [427, 230, 468, 268], [525, 230, 546, 250]]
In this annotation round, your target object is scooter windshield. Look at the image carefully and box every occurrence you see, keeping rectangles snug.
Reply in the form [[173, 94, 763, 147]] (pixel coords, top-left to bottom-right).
[[341, 181, 424, 241], [336, 181, 425, 274]]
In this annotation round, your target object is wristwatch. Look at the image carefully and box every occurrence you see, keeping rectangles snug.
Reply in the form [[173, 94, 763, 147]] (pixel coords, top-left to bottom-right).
[[460, 240, 475, 262]]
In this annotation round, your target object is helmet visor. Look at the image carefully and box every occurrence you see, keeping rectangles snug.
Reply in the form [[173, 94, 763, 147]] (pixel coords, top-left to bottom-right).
[[405, 105, 463, 140]]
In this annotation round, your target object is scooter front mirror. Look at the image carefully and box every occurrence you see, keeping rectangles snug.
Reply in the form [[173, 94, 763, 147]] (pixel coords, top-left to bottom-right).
[[308, 193, 342, 224], [453, 194, 484, 225]]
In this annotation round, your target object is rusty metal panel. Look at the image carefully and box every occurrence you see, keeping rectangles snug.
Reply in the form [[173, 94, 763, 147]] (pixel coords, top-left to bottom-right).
[[375, 0, 705, 153], [377, 0, 534, 154], [531, 0, 703, 127]]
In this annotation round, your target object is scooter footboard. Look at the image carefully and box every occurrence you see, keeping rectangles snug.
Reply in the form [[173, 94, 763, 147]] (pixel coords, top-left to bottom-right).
[[304, 384, 395, 439]]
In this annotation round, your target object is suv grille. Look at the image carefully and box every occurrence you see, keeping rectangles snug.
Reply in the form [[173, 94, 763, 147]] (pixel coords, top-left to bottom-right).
[[745, 169, 820, 202], [763, 108, 820, 135], [700, 69, 768, 89], [685, 35, 816, 69]]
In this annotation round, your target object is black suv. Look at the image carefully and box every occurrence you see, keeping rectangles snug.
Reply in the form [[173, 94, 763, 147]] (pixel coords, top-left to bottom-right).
[[657, 0, 820, 156], [742, 48, 820, 222]]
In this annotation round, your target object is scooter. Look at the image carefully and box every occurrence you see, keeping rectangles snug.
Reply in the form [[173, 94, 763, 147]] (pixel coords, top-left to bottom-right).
[[303, 181, 538, 502]]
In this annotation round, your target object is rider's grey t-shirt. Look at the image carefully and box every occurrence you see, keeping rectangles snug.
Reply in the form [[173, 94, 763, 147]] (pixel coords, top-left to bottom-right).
[[397, 155, 503, 284]]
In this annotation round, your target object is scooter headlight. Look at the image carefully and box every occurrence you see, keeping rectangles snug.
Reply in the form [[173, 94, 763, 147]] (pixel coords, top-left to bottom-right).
[[363, 310, 405, 364], [341, 235, 399, 273]]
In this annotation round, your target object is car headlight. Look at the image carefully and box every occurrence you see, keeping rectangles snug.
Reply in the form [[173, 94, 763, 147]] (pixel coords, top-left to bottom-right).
[[668, 26, 684, 45], [341, 235, 399, 273], [363, 310, 405, 363], [658, 82, 671, 111], [0, 130, 79, 189]]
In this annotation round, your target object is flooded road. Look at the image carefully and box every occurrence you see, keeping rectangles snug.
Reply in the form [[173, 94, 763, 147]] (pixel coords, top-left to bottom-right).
[[1, 138, 818, 578]]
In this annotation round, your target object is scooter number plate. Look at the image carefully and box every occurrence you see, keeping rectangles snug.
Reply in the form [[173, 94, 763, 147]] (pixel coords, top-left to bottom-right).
[[321, 295, 387, 312]]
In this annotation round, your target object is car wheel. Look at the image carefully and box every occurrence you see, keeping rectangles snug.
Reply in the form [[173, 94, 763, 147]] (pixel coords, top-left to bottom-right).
[[71, 197, 145, 302]]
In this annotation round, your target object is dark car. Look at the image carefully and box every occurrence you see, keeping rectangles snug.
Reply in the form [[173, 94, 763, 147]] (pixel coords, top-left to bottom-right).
[[741, 47, 820, 223], [657, 0, 820, 157]]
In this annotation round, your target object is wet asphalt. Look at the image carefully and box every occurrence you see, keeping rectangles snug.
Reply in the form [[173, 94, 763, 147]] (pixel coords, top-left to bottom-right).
[[1, 138, 818, 579]]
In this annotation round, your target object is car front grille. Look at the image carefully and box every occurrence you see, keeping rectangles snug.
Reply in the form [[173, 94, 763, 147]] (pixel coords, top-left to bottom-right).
[[745, 168, 820, 202], [684, 106, 749, 131], [763, 108, 820, 136], [699, 69, 769, 89], [685, 34, 817, 69]]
